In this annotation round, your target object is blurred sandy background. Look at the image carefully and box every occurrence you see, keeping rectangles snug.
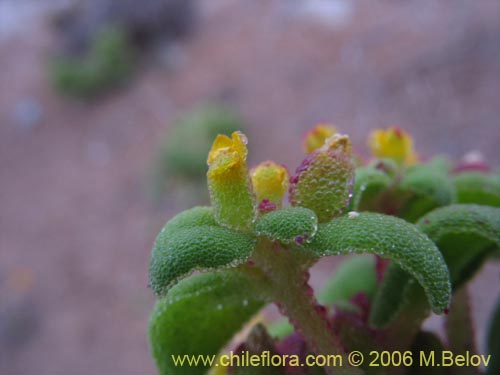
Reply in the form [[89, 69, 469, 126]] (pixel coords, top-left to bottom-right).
[[1, 0, 499, 374]]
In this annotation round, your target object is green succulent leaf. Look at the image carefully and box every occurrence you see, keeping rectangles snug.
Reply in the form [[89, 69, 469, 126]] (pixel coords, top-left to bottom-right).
[[51, 26, 134, 98], [318, 255, 377, 308], [371, 204, 500, 328], [149, 270, 269, 375], [398, 162, 456, 222], [149, 207, 256, 296], [253, 207, 318, 244], [369, 263, 414, 328], [306, 212, 451, 314], [161, 206, 218, 230], [161, 106, 242, 178], [368, 158, 400, 177], [424, 155, 452, 174], [349, 165, 393, 212], [416, 204, 500, 287], [453, 172, 500, 207], [401, 163, 456, 205], [487, 298, 500, 375]]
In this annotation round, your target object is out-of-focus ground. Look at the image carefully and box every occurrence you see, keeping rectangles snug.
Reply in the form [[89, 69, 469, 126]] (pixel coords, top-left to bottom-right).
[[1, 0, 499, 374]]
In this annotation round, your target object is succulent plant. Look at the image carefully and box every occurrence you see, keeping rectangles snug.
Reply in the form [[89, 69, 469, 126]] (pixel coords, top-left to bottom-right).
[[51, 26, 134, 99], [148, 124, 500, 374]]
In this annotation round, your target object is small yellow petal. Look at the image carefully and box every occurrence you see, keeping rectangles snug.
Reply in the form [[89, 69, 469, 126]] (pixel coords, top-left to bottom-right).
[[208, 131, 247, 165], [368, 126, 417, 165], [207, 131, 250, 179], [303, 124, 338, 153], [251, 161, 289, 210], [208, 134, 233, 164], [231, 131, 248, 160]]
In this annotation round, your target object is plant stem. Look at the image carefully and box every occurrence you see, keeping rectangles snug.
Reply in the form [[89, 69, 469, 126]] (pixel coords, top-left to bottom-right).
[[250, 239, 363, 375], [445, 286, 479, 375]]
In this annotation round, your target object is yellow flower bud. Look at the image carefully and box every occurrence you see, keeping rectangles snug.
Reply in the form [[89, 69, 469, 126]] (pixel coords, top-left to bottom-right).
[[290, 134, 355, 222], [368, 127, 418, 165], [251, 161, 289, 211], [303, 124, 338, 154], [207, 132, 255, 229]]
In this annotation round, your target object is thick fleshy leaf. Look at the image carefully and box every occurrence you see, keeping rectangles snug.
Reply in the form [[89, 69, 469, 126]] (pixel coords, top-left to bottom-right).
[[416, 204, 500, 287], [253, 207, 318, 244], [372, 204, 500, 328], [426, 155, 452, 171], [368, 158, 400, 178], [161, 206, 218, 230], [348, 165, 393, 212], [453, 172, 500, 207], [149, 270, 269, 375], [369, 263, 415, 328], [398, 163, 456, 222], [289, 134, 355, 222], [487, 298, 500, 375], [318, 255, 377, 308], [149, 207, 256, 296], [401, 161, 455, 199], [306, 212, 451, 314]]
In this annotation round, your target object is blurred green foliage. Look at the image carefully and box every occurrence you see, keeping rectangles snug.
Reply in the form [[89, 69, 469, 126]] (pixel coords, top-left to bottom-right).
[[51, 26, 134, 99], [150, 105, 244, 205]]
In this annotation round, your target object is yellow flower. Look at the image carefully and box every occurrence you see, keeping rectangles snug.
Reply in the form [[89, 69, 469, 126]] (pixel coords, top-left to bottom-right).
[[303, 124, 338, 154], [368, 127, 418, 165], [207, 131, 255, 229], [251, 161, 289, 211], [208, 132, 248, 171]]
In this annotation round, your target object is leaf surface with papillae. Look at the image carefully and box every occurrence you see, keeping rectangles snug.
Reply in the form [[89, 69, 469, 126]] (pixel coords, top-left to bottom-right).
[[306, 212, 451, 315], [370, 204, 500, 328], [149, 270, 269, 375], [416, 204, 500, 287], [149, 207, 256, 296], [253, 207, 318, 244]]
